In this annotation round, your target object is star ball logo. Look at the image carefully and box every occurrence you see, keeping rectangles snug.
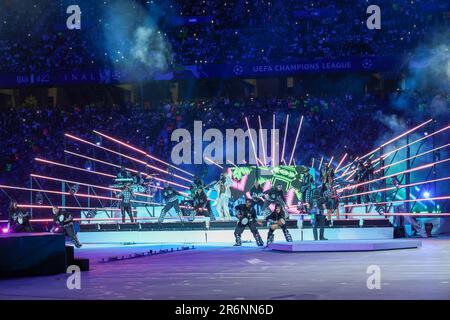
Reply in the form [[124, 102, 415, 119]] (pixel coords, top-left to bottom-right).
[[362, 59, 373, 70], [233, 64, 244, 75]]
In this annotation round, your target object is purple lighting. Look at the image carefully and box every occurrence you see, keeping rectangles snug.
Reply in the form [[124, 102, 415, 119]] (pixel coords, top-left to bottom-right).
[[2, 227, 9, 234]]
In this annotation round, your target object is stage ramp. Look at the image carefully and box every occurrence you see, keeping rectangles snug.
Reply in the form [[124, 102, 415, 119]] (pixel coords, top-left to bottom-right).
[[268, 239, 422, 252]]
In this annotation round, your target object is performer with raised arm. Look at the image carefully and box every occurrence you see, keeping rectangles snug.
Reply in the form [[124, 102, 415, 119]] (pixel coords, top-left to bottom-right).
[[214, 172, 233, 220], [189, 175, 216, 221], [191, 175, 205, 191], [261, 183, 288, 217], [50, 206, 82, 248], [249, 180, 264, 215], [159, 181, 184, 223], [116, 185, 134, 223], [7, 200, 33, 233], [265, 203, 293, 245], [191, 185, 215, 221], [233, 198, 264, 247]]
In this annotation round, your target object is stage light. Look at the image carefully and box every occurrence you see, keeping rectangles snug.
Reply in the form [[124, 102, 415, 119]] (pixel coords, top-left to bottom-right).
[[423, 191, 431, 198], [338, 157, 450, 193], [343, 119, 434, 172], [1, 227, 9, 234], [92, 130, 194, 178], [65, 134, 191, 184]]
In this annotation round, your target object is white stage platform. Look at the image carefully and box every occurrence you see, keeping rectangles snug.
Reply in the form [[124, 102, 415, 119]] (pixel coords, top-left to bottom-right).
[[268, 239, 422, 252], [78, 227, 394, 244]]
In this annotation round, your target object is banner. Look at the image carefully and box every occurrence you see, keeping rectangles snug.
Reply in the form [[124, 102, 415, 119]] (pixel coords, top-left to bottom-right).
[[0, 56, 399, 87]]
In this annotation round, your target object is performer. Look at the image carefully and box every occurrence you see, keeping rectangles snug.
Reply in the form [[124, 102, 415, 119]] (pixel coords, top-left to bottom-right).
[[233, 198, 264, 247], [307, 189, 328, 241], [117, 166, 132, 179], [265, 204, 293, 245], [191, 186, 215, 221], [300, 170, 315, 205], [320, 162, 335, 188], [116, 185, 134, 223], [190, 175, 205, 191], [364, 159, 375, 202], [159, 181, 184, 223], [7, 201, 32, 232], [249, 180, 264, 214], [50, 206, 82, 248], [214, 172, 233, 220], [354, 159, 368, 204], [261, 183, 287, 217], [321, 182, 339, 221]]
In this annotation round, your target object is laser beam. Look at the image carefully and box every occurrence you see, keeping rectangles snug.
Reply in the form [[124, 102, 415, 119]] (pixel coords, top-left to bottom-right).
[[338, 157, 450, 192], [244, 117, 262, 167], [343, 196, 450, 208], [339, 176, 450, 199], [258, 115, 268, 166], [281, 114, 289, 164], [336, 153, 347, 171], [65, 133, 191, 183], [288, 115, 304, 166], [93, 130, 195, 177]]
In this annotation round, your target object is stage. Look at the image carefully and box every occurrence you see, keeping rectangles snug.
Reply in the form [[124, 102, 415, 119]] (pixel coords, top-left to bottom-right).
[[268, 239, 422, 252], [0, 235, 449, 300], [76, 225, 395, 244]]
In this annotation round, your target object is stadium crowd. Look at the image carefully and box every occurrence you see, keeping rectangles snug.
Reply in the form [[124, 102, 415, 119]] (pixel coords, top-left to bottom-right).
[[0, 0, 447, 72]]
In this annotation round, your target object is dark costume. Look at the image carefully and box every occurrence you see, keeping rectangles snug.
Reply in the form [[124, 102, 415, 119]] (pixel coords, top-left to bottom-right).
[[261, 187, 287, 217], [309, 189, 328, 241], [159, 186, 183, 222], [8, 206, 32, 232], [191, 188, 214, 221], [320, 164, 335, 189], [117, 188, 134, 222], [51, 210, 82, 248], [300, 172, 315, 204], [233, 203, 264, 246], [249, 183, 264, 214], [189, 177, 215, 221], [265, 207, 292, 244]]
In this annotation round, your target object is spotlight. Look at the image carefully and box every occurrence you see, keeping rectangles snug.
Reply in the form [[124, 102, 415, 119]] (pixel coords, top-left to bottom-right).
[[85, 160, 93, 171], [423, 191, 431, 198], [2, 227, 9, 234]]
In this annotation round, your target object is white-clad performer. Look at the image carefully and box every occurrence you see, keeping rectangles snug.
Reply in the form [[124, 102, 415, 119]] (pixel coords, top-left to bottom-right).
[[214, 172, 233, 220]]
